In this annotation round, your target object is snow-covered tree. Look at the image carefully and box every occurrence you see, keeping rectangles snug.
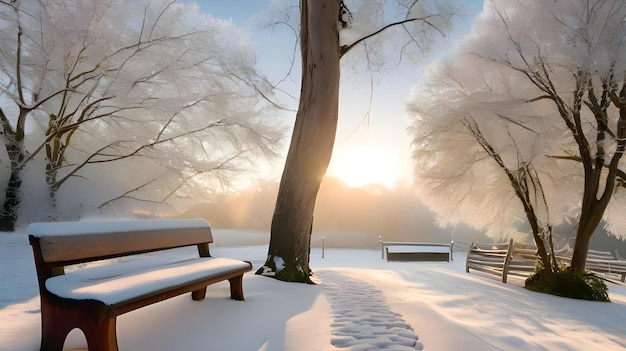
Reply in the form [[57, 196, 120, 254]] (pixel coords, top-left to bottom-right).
[[408, 54, 568, 274], [408, 0, 626, 273], [0, 0, 282, 229]]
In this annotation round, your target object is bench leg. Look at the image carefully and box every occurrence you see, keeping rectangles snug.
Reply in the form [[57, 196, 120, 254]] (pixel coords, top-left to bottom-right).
[[83, 316, 118, 351], [40, 303, 72, 351], [229, 275, 245, 301], [192, 288, 207, 301], [40, 297, 118, 351], [40, 299, 78, 351]]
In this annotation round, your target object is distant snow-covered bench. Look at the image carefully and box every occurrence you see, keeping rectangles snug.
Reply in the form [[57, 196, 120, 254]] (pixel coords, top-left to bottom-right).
[[27, 218, 252, 351], [381, 241, 453, 262]]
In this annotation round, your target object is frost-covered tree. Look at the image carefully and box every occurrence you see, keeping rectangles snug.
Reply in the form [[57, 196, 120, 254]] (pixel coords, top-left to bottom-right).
[[408, 53, 568, 275], [257, 0, 454, 283], [0, 0, 281, 229], [408, 0, 626, 274]]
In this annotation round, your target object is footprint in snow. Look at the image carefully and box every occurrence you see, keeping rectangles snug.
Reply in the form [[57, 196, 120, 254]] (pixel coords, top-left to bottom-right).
[[317, 270, 424, 351]]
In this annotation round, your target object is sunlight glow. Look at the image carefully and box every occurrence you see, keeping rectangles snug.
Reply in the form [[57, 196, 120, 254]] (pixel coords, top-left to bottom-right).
[[328, 148, 399, 188]]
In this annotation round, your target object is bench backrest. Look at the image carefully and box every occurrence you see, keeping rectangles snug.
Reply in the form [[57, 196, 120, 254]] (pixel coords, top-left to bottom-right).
[[28, 219, 213, 269]]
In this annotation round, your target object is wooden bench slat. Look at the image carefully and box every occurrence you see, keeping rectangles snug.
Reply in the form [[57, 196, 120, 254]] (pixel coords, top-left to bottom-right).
[[29, 219, 213, 264], [27, 218, 210, 236]]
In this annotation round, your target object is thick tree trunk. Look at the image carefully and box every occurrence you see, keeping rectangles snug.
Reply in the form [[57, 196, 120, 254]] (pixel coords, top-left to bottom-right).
[[570, 197, 606, 272], [570, 166, 616, 272], [257, 0, 341, 283], [570, 104, 626, 272]]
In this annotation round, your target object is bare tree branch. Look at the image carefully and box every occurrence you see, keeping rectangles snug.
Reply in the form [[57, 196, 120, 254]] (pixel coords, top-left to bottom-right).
[[340, 15, 446, 58]]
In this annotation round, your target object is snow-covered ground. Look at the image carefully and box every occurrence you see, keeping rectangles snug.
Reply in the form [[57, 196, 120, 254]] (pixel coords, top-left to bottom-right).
[[1, 228, 626, 351]]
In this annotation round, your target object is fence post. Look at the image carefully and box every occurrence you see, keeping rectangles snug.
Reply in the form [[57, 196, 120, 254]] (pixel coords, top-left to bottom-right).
[[450, 240, 454, 261], [322, 236, 325, 258]]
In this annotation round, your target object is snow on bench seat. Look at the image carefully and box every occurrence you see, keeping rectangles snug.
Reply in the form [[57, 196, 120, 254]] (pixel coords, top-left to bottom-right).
[[386, 245, 451, 253], [46, 257, 252, 305]]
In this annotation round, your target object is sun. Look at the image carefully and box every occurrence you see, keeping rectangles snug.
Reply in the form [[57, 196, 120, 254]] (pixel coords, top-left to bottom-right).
[[328, 148, 398, 188]]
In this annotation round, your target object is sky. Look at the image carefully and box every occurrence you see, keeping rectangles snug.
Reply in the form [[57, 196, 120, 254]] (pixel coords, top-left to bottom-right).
[[188, 0, 485, 189], [2, 228, 626, 350]]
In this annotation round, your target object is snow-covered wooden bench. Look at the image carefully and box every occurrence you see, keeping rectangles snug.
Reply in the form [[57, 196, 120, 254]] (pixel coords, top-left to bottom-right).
[[381, 241, 453, 262], [465, 239, 537, 283], [27, 219, 252, 351], [557, 249, 626, 283]]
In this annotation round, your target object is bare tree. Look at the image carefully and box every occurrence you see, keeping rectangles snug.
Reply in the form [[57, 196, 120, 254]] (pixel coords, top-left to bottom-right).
[[410, 0, 626, 274], [482, 0, 626, 273], [0, 0, 282, 229], [257, 0, 454, 282], [464, 117, 559, 275], [407, 54, 566, 276]]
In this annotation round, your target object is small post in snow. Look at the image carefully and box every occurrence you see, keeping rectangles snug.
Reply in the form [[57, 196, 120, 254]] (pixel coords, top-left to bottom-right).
[[450, 230, 455, 261]]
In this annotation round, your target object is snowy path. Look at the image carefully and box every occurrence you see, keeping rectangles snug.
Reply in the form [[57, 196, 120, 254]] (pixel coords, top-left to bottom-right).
[[318, 270, 423, 351]]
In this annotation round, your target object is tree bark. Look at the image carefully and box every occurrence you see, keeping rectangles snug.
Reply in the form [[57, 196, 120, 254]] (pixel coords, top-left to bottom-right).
[[0, 153, 22, 232], [0, 107, 26, 232], [570, 176, 609, 272], [257, 0, 341, 283], [570, 95, 626, 272]]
